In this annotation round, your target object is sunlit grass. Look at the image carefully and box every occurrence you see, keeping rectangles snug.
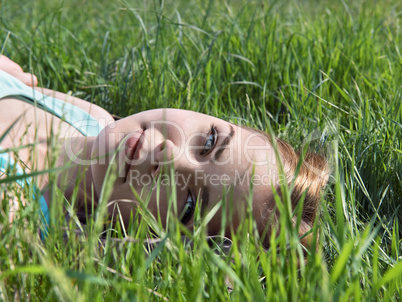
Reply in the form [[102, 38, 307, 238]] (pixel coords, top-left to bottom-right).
[[1, 0, 401, 300]]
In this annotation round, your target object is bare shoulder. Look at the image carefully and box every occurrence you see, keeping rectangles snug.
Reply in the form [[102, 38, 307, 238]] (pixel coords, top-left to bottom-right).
[[35, 87, 115, 128]]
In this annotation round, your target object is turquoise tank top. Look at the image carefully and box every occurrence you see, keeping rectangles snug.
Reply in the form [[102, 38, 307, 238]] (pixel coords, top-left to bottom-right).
[[0, 70, 105, 238]]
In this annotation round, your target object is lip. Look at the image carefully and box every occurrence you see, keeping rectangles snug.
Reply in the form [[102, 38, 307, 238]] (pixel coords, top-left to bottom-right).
[[125, 129, 144, 178]]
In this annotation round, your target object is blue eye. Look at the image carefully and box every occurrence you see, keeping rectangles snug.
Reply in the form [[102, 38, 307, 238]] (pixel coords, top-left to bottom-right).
[[200, 125, 217, 155], [180, 191, 195, 224]]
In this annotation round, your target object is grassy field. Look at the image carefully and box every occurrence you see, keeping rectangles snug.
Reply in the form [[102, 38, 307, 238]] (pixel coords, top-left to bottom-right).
[[1, 0, 401, 300]]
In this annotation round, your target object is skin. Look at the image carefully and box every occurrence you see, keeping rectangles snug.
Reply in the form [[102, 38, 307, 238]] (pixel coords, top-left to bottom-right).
[[1, 56, 279, 236], [0, 55, 112, 221], [84, 109, 279, 234]]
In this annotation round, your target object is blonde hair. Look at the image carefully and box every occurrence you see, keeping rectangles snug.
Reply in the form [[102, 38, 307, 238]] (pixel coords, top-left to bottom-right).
[[246, 127, 330, 251], [275, 138, 330, 250]]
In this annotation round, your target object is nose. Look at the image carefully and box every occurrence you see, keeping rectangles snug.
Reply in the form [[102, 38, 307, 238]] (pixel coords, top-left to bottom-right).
[[151, 139, 176, 178], [154, 139, 176, 163], [152, 139, 196, 180]]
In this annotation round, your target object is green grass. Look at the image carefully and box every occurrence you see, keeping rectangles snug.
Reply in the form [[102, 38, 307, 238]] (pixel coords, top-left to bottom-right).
[[1, 0, 401, 300]]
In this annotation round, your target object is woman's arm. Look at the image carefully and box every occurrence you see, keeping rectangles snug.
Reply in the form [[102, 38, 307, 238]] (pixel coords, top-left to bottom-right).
[[35, 88, 115, 128], [0, 55, 38, 86], [0, 55, 115, 126]]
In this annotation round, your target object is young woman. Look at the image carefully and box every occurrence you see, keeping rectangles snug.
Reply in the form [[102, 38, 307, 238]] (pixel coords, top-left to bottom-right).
[[0, 55, 329, 249]]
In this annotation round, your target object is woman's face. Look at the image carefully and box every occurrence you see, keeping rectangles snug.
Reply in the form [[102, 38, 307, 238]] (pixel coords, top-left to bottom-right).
[[90, 109, 278, 234]]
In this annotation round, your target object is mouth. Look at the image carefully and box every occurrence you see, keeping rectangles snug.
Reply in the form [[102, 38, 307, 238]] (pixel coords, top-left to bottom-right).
[[125, 129, 144, 179]]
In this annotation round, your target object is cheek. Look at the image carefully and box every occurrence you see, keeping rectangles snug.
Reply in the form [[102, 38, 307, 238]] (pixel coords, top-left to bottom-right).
[[128, 182, 188, 227], [146, 185, 186, 216], [109, 184, 172, 227]]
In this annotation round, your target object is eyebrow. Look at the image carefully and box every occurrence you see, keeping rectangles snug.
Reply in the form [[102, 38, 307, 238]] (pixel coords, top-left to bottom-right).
[[212, 125, 234, 162]]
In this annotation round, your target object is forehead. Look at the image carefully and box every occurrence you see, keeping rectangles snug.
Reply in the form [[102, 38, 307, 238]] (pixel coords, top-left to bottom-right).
[[200, 122, 278, 231], [209, 120, 277, 172], [200, 118, 278, 202]]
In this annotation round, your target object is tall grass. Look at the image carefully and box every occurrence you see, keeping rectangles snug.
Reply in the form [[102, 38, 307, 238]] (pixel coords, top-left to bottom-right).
[[0, 0, 401, 300]]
